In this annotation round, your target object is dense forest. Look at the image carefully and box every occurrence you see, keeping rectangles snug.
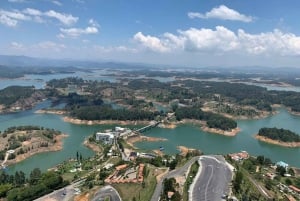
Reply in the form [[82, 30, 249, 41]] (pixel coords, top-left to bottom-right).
[[0, 168, 67, 201], [70, 105, 160, 121], [126, 78, 300, 113], [258, 127, 300, 142], [175, 107, 237, 130]]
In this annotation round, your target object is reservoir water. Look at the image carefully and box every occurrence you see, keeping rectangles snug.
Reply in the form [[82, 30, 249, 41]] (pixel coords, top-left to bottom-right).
[[1, 102, 300, 174], [1, 72, 300, 174], [137, 108, 300, 167]]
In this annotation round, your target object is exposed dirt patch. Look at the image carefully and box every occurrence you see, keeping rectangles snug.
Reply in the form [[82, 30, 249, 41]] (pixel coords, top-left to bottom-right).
[[255, 135, 300, 147]]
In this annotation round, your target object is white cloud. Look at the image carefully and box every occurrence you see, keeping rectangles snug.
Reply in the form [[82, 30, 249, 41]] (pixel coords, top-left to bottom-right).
[[35, 41, 65, 51], [44, 10, 78, 26], [0, 9, 30, 27], [88, 18, 99, 27], [60, 26, 98, 37], [23, 8, 78, 25], [56, 33, 65, 39], [52, 1, 62, 6], [132, 26, 300, 57], [0, 9, 30, 20], [188, 5, 253, 22], [93, 45, 137, 53], [179, 26, 239, 52], [23, 8, 42, 16], [0, 8, 79, 27], [11, 42, 24, 49], [238, 29, 300, 56], [0, 14, 18, 27], [187, 12, 202, 19], [133, 32, 170, 53]]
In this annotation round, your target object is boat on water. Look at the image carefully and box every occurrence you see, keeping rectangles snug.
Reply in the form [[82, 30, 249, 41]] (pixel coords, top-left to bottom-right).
[[159, 146, 165, 151]]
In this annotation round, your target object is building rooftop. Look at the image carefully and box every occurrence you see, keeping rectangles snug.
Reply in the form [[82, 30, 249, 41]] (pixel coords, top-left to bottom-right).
[[276, 161, 289, 168]]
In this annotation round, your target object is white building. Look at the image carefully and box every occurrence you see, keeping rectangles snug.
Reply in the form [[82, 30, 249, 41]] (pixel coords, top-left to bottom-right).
[[96, 132, 114, 145], [115, 126, 125, 132]]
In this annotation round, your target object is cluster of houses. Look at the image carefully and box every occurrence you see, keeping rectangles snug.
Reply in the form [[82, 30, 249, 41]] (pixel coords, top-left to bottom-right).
[[229, 151, 300, 199], [277, 183, 300, 200], [229, 151, 249, 161], [104, 163, 145, 184]]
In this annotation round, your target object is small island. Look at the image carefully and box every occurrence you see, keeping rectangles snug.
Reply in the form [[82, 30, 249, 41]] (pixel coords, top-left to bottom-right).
[[0, 126, 67, 167], [255, 127, 300, 147]]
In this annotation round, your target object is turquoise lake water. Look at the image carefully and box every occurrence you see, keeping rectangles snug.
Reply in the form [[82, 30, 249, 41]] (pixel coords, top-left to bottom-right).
[[0, 72, 300, 174]]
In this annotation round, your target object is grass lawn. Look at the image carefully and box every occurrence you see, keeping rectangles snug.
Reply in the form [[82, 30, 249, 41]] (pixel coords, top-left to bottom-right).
[[106, 156, 122, 165], [113, 165, 157, 201]]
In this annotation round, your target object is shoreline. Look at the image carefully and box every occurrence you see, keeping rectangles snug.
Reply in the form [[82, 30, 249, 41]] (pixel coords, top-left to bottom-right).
[[201, 106, 273, 120], [83, 139, 103, 153], [201, 126, 241, 136], [127, 135, 167, 148], [177, 146, 198, 157], [63, 116, 149, 125], [64, 116, 240, 136], [35, 109, 66, 115], [179, 119, 241, 136], [255, 135, 300, 148], [5, 134, 68, 166]]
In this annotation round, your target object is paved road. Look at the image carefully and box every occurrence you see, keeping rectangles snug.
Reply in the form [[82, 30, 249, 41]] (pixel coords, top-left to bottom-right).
[[34, 180, 84, 201], [151, 156, 200, 201], [91, 185, 122, 201], [189, 155, 232, 201]]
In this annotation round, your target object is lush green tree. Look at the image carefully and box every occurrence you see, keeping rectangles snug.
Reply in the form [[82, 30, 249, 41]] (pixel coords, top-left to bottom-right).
[[288, 168, 295, 176], [233, 170, 243, 193], [256, 155, 265, 165], [171, 191, 181, 201], [29, 168, 42, 185], [276, 166, 286, 177], [163, 178, 176, 194], [285, 178, 292, 186], [0, 184, 12, 197]]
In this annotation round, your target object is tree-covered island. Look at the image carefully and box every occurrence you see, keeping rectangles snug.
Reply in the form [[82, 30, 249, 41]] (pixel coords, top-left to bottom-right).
[[255, 127, 300, 147]]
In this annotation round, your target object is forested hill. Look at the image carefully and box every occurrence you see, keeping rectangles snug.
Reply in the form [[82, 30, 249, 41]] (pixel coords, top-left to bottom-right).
[[0, 86, 36, 106], [175, 107, 237, 131], [258, 127, 300, 142]]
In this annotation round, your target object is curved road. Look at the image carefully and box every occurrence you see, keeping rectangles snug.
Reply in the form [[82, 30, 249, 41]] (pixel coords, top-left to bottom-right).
[[189, 155, 232, 201], [91, 185, 122, 201], [151, 156, 200, 201]]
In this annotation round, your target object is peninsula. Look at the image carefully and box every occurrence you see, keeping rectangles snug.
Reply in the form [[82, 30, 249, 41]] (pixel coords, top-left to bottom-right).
[[0, 126, 67, 166]]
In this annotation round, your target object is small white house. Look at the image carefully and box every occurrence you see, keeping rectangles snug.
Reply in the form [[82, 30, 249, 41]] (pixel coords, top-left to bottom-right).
[[276, 161, 289, 169], [96, 132, 114, 144], [115, 126, 125, 132]]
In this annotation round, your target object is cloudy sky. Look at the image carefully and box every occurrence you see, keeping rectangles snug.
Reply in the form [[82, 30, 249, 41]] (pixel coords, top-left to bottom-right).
[[1, 0, 300, 67]]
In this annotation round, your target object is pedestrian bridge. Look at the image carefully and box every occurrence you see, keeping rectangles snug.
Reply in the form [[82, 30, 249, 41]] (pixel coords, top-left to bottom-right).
[[135, 121, 160, 133]]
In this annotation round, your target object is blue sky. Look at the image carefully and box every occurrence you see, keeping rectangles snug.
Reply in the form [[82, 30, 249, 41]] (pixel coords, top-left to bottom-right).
[[1, 0, 300, 67]]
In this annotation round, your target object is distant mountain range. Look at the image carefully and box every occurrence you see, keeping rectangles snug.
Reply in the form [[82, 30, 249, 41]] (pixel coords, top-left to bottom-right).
[[0, 55, 153, 69], [0, 55, 300, 75]]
